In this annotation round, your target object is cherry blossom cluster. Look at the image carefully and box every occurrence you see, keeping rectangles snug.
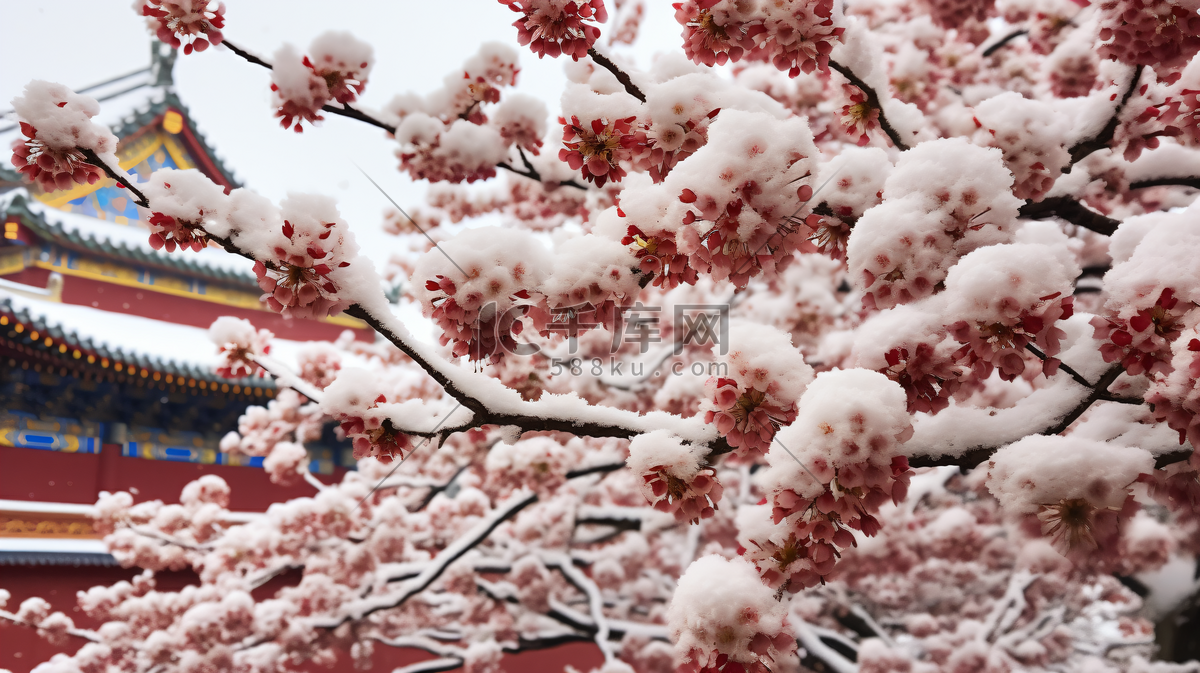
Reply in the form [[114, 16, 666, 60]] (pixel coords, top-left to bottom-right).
[[208, 316, 273, 379], [838, 84, 882, 146], [848, 138, 1021, 310], [91, 476, 232, 571], [270, 32, 374, 132], [852, 303, 965, 414], [386, 45, 533, 184], [622, 110, 818, 288], [411, 226, 550, 363], [798, 146, 889, 260], [674, 0, 845, 77], [1146, 330, 1200, 447], [923, 0, 993, 32], [668, 555, 796, 673], [942, 243, 1078, 382], [219, 388, 324, 459], [389, 42, 522, 125], [987, 436, 1153, 563], [140, 0, 225, 54], [322, 368, 415, 462], [1157, 59, 1200, 147], [627, 431, 723, 523], [142, 168, 228, 252], [748, 369, 914, 590], [527, 228, 642, 337], [294, 341, 343, 389], [700, 322, 812, 458], [973, 92, 1070, 201], [486, 435, 584, 497], [500, 0, 608, 60], [4, 594, 77, 647], [560, 114, 639, 186], [250, 194, 356, 320], [608, 0, 646, 45], [1096, 0, 1200, 74], [9, 81, 119, 192], [1092, 208, 1200, 376], [635, 79, 722, 183]]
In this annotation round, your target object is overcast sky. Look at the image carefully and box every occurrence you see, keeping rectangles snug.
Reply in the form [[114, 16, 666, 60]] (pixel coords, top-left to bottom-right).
[[0, 0, 682, 268]]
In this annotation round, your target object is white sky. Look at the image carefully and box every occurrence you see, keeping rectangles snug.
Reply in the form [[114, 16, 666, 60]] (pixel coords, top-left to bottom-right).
[[0, 0, 683, 269]]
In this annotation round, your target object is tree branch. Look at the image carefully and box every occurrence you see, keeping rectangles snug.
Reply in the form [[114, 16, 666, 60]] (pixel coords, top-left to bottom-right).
[[0, 610, 102, 644], [828, 60, 910, 151], [982, 29, 1029, 57], [78, 148, 149, 208], [907, 364, 1140, 470], [1025, 344, 1091, 388], [496, 159, 588, 190], [221, 38, 398, 133], [315, 490, 538, 628], [1129, 176, 1200, 190], [587, 47, 646, 103], [1018, 196, 1121, 236], [1068, 65, 1145, 165]]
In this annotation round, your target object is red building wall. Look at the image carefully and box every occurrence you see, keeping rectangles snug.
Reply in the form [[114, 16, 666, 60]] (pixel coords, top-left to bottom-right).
[[2, 266, 372, 343], [0, 447, 606, 672]]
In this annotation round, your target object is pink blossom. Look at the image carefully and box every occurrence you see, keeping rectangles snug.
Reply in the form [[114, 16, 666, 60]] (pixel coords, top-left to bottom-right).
[[10, 122, 103, 192], [500, 0, 607, 60], [140, 0, 225, 55]]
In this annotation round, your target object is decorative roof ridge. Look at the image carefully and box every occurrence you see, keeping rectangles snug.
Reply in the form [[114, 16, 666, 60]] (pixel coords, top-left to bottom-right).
[[0, 293, 273, 389], [5, 193, 259, 289], [161, 90, 244, 189]]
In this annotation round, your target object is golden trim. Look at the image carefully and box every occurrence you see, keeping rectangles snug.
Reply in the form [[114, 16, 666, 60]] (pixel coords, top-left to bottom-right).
[[119, 134, 166, 172], [161, 134, 197, 170], [0, 511, 100, 539]]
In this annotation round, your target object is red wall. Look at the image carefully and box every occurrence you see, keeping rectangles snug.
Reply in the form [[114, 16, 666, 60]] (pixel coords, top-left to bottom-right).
[[0, 446, 605, 671], [1, 266, 372, 342], [0, 444, 343, 510], [0, 563, 603, 673]]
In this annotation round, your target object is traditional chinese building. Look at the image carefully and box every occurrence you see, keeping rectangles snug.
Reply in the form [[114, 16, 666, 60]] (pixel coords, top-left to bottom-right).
[[0, 43, 377, 671]]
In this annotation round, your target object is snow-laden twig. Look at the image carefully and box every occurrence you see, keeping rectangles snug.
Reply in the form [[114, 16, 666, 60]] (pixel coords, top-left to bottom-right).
[[828, 60, 910, 151], [981, 571, 1038, 642], [0, 610, 101, 643], [795, 620, 859, 673], [1068, 65, 1145, 165], [392, 657, 465, 673], [541, 551, 615, 661], [252, 353, 324, 404], [1019, 196, 1120, 236], [316, 490, 538, 627], [1129, 176, 1200, 190], [371, 634, 466, 659]]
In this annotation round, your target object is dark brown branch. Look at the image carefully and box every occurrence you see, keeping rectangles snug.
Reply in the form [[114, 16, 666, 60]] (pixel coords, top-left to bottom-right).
[[982, 29, 1029, 57], [320, 103, 396, 134], [1129, 176, 1200, 190], [221, 38, 398, 134], [1025, 344, 1091, 388], [79, 148, 149, 208], [565, 462, 625, 479], [587, 47, 646, 102], [222, 39, 272, 69], [1019, 196, 1121, 236], [496, 160, 588, 190], [907, 364, 1171, 470], [1068, 65, 1145, 165], [828, 60, 911, 151]]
